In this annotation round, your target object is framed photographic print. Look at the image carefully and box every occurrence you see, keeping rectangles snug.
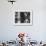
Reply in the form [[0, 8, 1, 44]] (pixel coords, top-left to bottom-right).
[[14, 10, 33, 26]]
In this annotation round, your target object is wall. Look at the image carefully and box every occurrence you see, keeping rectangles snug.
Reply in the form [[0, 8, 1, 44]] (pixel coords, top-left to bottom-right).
[[0, 0, 46, 41]]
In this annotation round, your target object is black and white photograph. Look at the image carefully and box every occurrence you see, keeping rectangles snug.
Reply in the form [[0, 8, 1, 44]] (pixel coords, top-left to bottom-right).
[[14, 11, 32, 26]]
